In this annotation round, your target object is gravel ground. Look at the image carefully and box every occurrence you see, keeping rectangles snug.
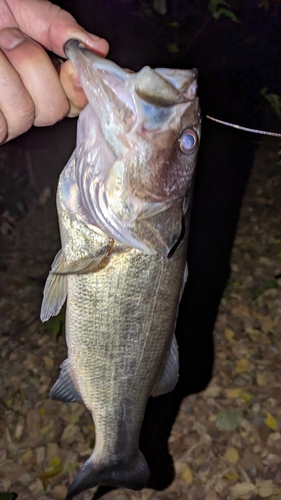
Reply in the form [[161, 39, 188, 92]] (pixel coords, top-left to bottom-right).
[[0, 137, 280, 500]]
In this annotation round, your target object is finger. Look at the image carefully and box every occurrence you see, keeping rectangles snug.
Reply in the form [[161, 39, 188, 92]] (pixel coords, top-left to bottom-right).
[[7, 0, 109, 58], [0, 109, 8, 143], [0, 28, 70, 127], [0, 46, 34, 142], [0, 0, 17, 30], [59, 59, 88, 117]]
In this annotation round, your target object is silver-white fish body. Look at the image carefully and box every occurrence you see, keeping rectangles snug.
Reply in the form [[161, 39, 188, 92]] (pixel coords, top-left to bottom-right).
[[41, 39, 201, 499]]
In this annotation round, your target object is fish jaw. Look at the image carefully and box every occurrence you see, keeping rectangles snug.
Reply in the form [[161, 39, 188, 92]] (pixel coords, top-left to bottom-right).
[[64, 39, 201, 256]]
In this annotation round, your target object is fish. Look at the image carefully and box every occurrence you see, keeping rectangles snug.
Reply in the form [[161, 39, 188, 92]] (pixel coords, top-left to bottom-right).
[[40, 39, 201, 499]]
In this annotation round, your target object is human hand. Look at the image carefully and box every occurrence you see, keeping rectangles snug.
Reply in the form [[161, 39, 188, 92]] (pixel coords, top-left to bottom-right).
[[0, 0, 109, 143]]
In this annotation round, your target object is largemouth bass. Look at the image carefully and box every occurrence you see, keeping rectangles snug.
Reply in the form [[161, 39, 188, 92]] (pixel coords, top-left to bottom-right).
[[41, 39, 201, 499]]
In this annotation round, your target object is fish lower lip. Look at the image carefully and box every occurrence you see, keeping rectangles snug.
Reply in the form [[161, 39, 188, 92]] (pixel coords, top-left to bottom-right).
[[63, 38, 81, 58], [64, 38, 92, 58]]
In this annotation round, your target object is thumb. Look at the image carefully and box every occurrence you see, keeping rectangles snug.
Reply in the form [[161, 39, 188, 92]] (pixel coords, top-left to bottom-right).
[[59, 58, 89, 117], [8, 0, 109, 58]]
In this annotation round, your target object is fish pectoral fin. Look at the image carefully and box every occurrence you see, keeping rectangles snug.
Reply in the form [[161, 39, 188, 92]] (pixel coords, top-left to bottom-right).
[[152, 333, 179, 397], [41, 246, 112, 322], [53, 254, 106, 275], [40, 250, 67, 322], [50, 359, 83, 404], [53, 242, 114, 275], [66, 451, 149, 499]]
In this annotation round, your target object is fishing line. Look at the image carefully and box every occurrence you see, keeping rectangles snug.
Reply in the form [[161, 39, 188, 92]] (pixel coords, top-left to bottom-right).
[[206, 115, 281, 137]]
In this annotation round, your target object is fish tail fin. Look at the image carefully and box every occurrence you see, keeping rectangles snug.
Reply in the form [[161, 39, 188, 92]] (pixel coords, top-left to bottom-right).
[[66, 450, 149, 499]]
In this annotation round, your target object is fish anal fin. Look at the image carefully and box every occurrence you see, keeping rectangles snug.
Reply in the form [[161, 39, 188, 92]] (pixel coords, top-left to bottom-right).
[[152, 333, 179, 397], [180, 263, 188, 301], [50, 359, 83, 404], [40, 250, 67, 322], [66, 450, 149, 499]]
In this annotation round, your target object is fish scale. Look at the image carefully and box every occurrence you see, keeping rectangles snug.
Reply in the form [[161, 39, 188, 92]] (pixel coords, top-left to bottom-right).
[[41, 38, 201, 498]]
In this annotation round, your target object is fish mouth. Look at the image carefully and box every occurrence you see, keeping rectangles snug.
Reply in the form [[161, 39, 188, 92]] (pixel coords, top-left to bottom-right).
[[64, 39, 197, 109]]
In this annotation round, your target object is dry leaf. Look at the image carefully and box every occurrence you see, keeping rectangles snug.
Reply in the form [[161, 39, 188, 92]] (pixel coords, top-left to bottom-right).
[[226, 388, 241, 398], [265, 413, 278, 431], [38, 465, 63, 489], [235, 358, 250, 373], [239, 390, 252, 403], [232, 305, 250, 317], [15, 421, 24, 439], [225, 388, 252, 402], [26, 409, 41, 439], [261, 316, 274, 333], [246, 327, 260, 341], [21, 449, 33, 463], [43, 355, 54, 368], [216, 408, 242, 431], [256, 371, 267, 386], [230, 482, 257, 498], [225, 469, 239, 481], [206, 490, 218, 500], [49, 455, 61, 467], [225, 446, 239, 464], [224, 327, 235, 342], [261, 333, 270, 344], [272, 489, 281, 496], [258, 479, 273, 498], [53, 484, 68, 500], [181, 464, 193, 485], [258, 256, 272, 266], [60, 424, 80, 444], [18, 472, 33, 485], [46, 442, 58, 460], [204, 384, 221, 397]]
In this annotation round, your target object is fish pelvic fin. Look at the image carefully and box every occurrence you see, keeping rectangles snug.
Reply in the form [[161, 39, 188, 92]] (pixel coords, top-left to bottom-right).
[[66, 451, 150, 499], [40, 250, 67, 322], [151, 264, 187, 397], [50, 359, 83, 404]]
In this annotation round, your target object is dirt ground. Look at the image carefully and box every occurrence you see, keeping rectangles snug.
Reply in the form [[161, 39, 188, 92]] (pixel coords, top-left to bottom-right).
[[0, 134, 280, 500]]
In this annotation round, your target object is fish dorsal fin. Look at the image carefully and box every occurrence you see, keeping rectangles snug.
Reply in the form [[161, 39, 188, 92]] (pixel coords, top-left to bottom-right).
[[50, 359, 83, 404], [151, 333, 179, 397], [40, 250, 67, 322]]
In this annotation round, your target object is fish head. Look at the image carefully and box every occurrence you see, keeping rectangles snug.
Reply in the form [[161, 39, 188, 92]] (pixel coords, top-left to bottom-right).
[[65, 40, 201, 256]]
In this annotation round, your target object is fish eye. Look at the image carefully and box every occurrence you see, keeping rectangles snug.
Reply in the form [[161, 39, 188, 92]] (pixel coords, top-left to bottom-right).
[[179, 129, 198, 155]]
